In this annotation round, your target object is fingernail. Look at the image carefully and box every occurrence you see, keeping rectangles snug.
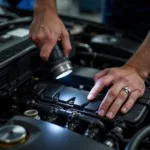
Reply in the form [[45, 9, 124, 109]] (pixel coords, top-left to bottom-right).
[[87, 94, 95, 100], [98, 110, 105, 116], [122, 108, 128, 113], [107, 112, 114, 119]]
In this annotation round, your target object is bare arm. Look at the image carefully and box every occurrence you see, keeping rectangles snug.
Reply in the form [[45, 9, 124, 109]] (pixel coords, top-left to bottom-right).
[[126, 32, 150, 79], [35, 0, 57, 13], [88, 32, 150, 119]]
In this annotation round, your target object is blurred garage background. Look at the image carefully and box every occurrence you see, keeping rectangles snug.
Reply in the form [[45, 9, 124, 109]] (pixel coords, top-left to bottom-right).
[[0, 0, 102, 22], [0, 0, 150, 38]]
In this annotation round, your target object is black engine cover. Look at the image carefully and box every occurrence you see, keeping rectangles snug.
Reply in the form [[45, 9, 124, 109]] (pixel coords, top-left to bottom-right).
[[4, 116, 114, 150]]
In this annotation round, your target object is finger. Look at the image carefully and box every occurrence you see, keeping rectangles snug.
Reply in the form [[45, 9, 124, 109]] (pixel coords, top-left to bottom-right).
[[88, 74, 114, 101], [30, 34, 39, 47], [30, 32, 46, 50], [98, 81, 129, 117], [30, 23, 42, 47], [36, 32, 47, 49], [121, 90, 142, 114], [94, 69, 109, 82], [106, 90, 128, 119], [40, 37, 57, 61], [61, 30, 72, 57]]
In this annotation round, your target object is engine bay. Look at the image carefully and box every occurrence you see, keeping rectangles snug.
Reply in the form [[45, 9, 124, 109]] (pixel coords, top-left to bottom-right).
[[0, 7, 150, 150]]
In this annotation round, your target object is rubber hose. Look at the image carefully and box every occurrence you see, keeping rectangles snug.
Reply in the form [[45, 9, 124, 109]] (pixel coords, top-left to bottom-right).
[[125, 125, 150, 150]]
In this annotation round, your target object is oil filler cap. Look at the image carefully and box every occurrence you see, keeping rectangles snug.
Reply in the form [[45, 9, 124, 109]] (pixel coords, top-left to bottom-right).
[[0, 125, 27, 148]]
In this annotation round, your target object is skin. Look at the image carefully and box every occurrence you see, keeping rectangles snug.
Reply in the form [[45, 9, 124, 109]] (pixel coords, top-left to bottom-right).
[[29, 0, 72, 61], [30, 0, 150, 120], [88, 33, 150, 119]]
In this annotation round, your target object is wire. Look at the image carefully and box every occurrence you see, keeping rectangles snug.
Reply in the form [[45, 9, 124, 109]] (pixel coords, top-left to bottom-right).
[[0, 17, 32, 29], [115, 141, 120, 150], [37, 100, 63, 110]]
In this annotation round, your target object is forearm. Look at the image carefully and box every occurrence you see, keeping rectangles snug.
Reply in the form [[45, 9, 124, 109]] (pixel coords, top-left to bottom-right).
[[35, 0, 57, 13], [126, 32, 150, 79]]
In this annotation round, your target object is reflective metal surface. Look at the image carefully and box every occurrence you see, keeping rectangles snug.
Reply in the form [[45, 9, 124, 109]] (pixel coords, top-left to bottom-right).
[[0, 125, 26, 144], [56, 70, 73, 79], [50, 61, 73, 79], [24, 109, 40, 120], [91, 35, 118, 44], [104, 140, 114, 148], [24, 109, 38, 117]]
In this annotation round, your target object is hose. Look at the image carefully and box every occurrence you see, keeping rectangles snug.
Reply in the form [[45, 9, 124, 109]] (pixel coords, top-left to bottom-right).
[[0, 17, 32, 29], [125, 125, 150, 150]]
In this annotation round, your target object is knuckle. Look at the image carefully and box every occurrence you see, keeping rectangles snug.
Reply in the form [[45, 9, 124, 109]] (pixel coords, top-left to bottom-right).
[[122, 76, 129, 83], [37, 33, 44, 41], [36, 35, 41, 41], [100, 79, 106, 86], [109, 90, 117, 99], [48, 34, 53, 40], [125, 101, 134, 109], [31, 35, 37, 42], [119, 92, 127, 100], [102, 69, 109, 76], [112, 101, 122, 111], [63, 31, 69, 38], [111, 70, 118, 77], [104, 68, 109, 73], [100, 101, 109, 110], [115, 100, 123, 106], [48, 34, 57, 42]]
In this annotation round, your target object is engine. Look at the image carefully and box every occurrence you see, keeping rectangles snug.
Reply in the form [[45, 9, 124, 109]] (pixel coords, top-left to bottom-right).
[[0, 8, 150, 150]]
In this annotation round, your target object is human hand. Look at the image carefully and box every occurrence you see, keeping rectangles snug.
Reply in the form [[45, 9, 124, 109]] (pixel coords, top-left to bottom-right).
[[29, 4, 72, 61], [87, 65, 147, 119]]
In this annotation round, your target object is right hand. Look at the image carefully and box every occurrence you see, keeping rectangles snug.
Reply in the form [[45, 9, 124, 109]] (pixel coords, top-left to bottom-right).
[[88, 65, 147, 119], [29, 5, 72, 61]]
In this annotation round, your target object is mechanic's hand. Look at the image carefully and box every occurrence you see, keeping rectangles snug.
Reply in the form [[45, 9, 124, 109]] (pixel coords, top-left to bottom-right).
[[29, 6, 72, 61], [87, 65, 146, 119]]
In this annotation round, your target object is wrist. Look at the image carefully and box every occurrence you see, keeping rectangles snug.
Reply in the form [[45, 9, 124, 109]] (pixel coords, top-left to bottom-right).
[[34, 0, 57, 14], [125, 63, 149, 80]]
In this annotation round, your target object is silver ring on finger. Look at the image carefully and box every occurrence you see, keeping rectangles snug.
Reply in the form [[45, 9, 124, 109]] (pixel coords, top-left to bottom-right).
[[122, 86, 131, 96]]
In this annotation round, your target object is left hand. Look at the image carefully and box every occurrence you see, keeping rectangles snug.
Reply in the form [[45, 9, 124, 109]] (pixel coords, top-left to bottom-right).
[[87, 65, 146, 119]]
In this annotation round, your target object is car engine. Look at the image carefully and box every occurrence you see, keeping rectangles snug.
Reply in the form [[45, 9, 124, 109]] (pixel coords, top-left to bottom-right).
[[0, 8, 150, 150]]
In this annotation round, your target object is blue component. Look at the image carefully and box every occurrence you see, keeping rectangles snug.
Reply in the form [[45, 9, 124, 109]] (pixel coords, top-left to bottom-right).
[[17, 0, 36, 10], [0, 0, 36, 10]]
